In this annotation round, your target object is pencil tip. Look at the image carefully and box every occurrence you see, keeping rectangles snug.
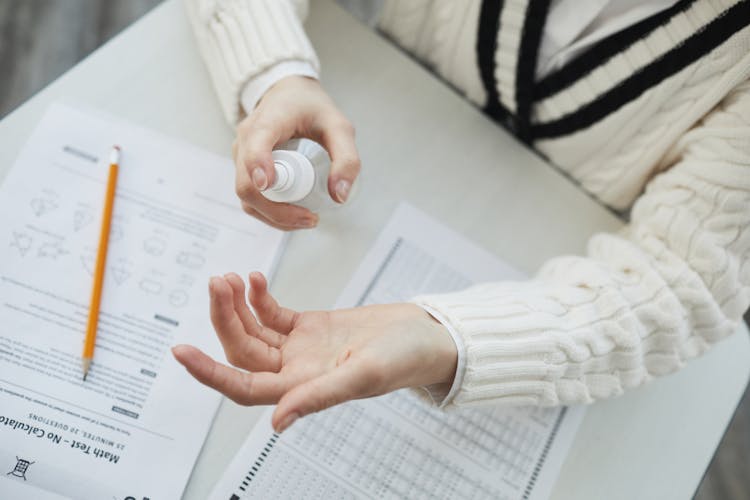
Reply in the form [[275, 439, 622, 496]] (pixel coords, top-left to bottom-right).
[[82, 358, 91, 381]]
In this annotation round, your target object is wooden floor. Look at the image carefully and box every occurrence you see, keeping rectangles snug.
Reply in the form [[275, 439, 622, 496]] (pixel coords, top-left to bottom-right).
[[1, 1, 748, 498]]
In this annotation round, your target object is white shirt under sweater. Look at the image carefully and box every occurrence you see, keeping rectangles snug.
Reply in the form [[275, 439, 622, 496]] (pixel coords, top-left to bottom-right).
[[184, 0, 750, 409]]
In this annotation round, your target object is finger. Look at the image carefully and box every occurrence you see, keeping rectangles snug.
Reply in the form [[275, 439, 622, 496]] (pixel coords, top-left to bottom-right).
[[272, 358, 376, 432], [223, 272, 286, 347], [235, 123, 278, 192], [209, 276, 282, 372], [240, 203, 296, 231], [235, 121, 316, 228], [313, 116, 360, 203], [248, 272, 298, 334], [172, 344, 288, 405], [240, 202, 318, 231], [221, 273, 263, 337]]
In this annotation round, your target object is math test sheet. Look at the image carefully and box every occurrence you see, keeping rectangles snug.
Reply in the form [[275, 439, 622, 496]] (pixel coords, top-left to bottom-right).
[[0, 104, 285, 499], [211, 204, 584, 500]]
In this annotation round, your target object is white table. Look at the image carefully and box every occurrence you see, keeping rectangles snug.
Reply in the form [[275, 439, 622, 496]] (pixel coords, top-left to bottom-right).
[[1, 1, 747, 499]]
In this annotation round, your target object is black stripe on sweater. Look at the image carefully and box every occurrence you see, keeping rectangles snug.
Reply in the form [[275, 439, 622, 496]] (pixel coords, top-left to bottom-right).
[[534, 0, 699, 100], [477, 0, 507, 122], [515, 0, 551, 142], [531, 0, 750, 140]]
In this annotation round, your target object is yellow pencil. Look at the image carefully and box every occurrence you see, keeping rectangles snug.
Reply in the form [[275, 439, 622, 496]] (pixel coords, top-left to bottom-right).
[[82, 145, 120, 381]]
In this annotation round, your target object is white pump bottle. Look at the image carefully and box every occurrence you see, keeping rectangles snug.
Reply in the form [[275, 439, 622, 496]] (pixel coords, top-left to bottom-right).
[[262, 139, 337, 212]]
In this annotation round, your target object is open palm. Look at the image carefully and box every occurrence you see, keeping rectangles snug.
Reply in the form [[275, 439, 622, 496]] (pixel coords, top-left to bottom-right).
[[172, 272, 456, 432]]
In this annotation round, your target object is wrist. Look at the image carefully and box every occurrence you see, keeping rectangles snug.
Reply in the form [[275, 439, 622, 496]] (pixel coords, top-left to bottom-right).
[[258, 74, 319, 106], [410, 304, 458, 387], [241, 63, 318, 113], [432, 321, 459, 388]]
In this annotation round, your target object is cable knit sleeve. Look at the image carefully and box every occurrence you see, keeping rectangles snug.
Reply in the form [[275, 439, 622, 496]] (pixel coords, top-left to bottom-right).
[[184, 0, 319, 124], [413, 80, 750, 409]]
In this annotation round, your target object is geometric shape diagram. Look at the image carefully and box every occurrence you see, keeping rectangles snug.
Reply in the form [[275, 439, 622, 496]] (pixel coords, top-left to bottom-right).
[[73, 207, 94, 231], [110, 266, 131, 285], [37, 242, 68, 259], [108, 257, 133, 286], [177, 274, 195, 287], [139, 278, 163, 295], [80, 253, 96, 276], [109, 224, 124, 242], [168, 289, 189, 308], [10, 231, 32, 257], [176, 251, 205, 270], [30, 193, 58, 217], [143, 236, 167, 256]]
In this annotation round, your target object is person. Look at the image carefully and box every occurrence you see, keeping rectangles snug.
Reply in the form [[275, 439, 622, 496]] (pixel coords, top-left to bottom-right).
[[171, 0, 750, 434]]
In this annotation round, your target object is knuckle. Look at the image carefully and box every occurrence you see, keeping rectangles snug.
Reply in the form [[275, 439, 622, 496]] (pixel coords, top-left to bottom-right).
[[332, 153, 360, 175], [238, 151, 258, 171], [235, 180, 256, 200], [341, 155, 361, 172], [228, 392, 250, 406], [334, 117, 355, 136], [238, 374, 255, 404], [322, 116, 353, 138]]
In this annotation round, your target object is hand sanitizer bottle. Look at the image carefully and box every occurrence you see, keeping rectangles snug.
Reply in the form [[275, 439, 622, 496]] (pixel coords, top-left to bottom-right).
[[262, 139, 337, 212]]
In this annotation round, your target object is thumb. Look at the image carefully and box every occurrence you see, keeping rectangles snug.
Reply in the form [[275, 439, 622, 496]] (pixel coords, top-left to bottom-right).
[[272, 356, 375, 432], [316, 118, 360, 203], [236, 122, 281, 194]]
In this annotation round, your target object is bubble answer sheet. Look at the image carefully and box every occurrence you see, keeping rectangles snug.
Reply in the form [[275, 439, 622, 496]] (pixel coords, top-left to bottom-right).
[[211, 203, 585, 500], [0, 103, 285, 499]]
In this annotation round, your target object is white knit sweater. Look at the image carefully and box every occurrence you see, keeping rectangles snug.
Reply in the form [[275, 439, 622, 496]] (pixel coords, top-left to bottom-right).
[[185, 0, 750, 409]]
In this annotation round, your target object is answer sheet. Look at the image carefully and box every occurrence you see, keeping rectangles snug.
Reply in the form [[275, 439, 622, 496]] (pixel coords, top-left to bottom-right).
[[0, 104, 285, 499], [211, 204, 584, 500]]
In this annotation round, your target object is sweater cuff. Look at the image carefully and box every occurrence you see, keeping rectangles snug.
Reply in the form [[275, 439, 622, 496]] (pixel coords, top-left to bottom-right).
[[411, 282, 594, 408], [185, 0, 320, 124], [409, 303, 466, 408], [240, 61, 318, 112]]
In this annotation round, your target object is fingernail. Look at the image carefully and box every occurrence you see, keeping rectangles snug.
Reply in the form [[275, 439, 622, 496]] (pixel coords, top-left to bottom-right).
[[277, 412, 299, 433], [297, 216, 318, 228], [335, 180, 351, 203], [252, 168, 268, 191]]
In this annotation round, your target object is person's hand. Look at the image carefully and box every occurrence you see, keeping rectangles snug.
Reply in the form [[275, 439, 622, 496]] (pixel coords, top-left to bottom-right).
[[171, 272, 457, 433], [233, 76, 361, 230]]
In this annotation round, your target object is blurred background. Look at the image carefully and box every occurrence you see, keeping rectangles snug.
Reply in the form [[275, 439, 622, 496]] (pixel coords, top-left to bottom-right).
[[0, 1, 747, 498]]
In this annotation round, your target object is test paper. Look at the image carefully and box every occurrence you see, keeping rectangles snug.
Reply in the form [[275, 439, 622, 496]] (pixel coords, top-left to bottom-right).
[[0, 103, 285, 499], [211, 203, 583, 500]]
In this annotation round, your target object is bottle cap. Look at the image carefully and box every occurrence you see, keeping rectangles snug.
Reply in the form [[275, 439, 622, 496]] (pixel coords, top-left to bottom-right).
[[264, 150, 315, 203]]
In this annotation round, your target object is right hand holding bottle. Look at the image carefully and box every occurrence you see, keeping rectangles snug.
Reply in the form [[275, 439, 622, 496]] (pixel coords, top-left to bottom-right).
[[233, 76, 361, 230]]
